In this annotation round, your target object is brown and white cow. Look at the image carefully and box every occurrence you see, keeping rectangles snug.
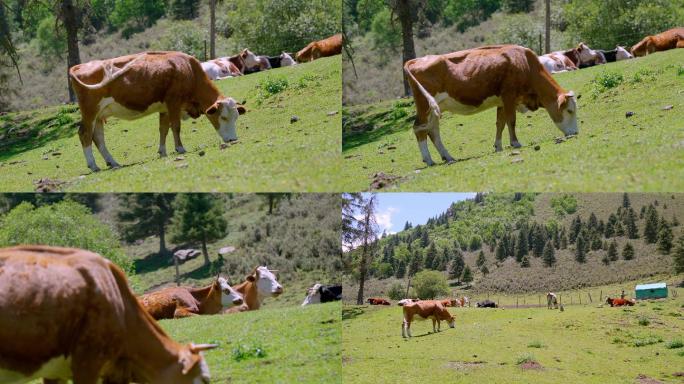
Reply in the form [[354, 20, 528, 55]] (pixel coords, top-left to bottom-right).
[[631, 27, 684, 57], [139, 276, 243, 320], [202, 58, 242, 80], [539, 52, 578, 73], [0, 245, 217, 384], [69, 51, 246, 172], [240, 49, 272, 72], [296, 34, 343, 63], [223, 266, 283, 314], [402, 300, 455, 338], [404, 45, 578, 165], [576, 43, 607, 68]]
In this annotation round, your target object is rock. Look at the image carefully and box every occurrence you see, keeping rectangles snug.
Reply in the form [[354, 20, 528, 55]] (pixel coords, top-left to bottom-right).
[[534, 145, 541, 151], [327, 111, 339, 116], [661, 105, 673, 111], [199, 150, 206, 157], [174, 156, 185, 161], [510, 151, 521, 156], [78, 175, 86, 179], [625, 111, 635, 118], [174, 249, 201, 263], [290, 115, 299, 124], [218, 246, 236, 255], [511, 158, 524, 164], [176, 163, 189, 169]]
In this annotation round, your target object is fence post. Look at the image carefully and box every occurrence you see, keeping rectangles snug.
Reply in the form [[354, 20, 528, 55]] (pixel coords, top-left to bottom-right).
[[588, 292, 592, 303], [538, 33, 543, 55], [204, 40, 208, 62], [538, 295, 541, 308], [600, 290, 603, 302], [579, 293, 581, 305], [516, 297, 518, 308]]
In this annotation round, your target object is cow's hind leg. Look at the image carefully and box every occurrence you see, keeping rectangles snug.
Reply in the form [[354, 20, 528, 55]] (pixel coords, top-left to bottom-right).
[[92, 118, 120, 168], [167, 105, 186, 154], [158, 112, 170, 157], [503, 101, 522, 148], [79, 119, 100, 172], [427, 123, 455, 163], [495, 107, 505, 152], [174, 306, 198, 318]]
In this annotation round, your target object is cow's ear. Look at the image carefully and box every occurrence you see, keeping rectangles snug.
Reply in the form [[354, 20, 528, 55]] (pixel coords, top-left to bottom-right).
[[206, 103, 218, 115], [179, 353, 200, 375], [237, 105, 246, 115]]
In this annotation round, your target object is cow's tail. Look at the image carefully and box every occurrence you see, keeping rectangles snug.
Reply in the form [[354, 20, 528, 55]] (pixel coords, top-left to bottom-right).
[[403, 60, 441, 122], [69, 54, 144, 90]]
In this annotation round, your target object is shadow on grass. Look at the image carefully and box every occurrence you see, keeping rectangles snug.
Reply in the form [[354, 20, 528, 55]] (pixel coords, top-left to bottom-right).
[[342, 102, 415, 152], [182, 262, 214, 280], [134, 252, 172, 275], [342, 306, 366, 320], [0, 107, 81, 162]]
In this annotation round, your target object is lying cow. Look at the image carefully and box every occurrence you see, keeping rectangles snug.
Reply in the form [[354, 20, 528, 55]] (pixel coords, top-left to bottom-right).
[[539, 52, 578, 73], [597, 46, 633, 62], [398, 298, 420, 306], [268, 52, 297, 68], [223, 266, 283, 313], [606, 297, 636, 307], [402, 300, 455, 338], [296, 33, 343, 63], [0, 245, 217, 384], [440, 298, 458, 307], [301, 284, 342, 306], [631, 27, 684, 57], [476, 300, 498, 308], [576, 43, 607, 68], [201, 59, 241, 80], [139, 276, 243, 319], [547, 292, 558, 309], [240, 49, 271, 72], [404, 45, 578, 165], [69, 51, 246, 172], [367, 297, 391, 305]]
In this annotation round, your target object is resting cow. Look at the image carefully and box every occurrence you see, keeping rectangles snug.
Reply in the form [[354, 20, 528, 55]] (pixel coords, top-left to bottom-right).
[[404, 45, 578, 165], [631, 27, 684, 57], [139, 276, 243, 319], [223, 266, 283, 314], [367, 297, 391, 305], [597, 46, 633, 62], [476, 300, 498, 308], [606, 297, 636, 307], [69, 51, 246, 172], [539, 52, 578, 73], [201, 59, 241, 80], [0, 245, 217, 384], [240, 49, 271, 72], [296, 34, 343, 63], [402, 300, 455, 338], [576, 43, 607, 68], [301, 284, 342, 306], [547, 292, 558, 309], [267, 53, 297, 69]]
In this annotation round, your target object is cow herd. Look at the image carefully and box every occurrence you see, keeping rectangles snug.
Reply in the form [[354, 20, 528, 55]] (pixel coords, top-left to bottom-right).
[[67, 33, 343, 172], [0, 245, 341, 383], [403, 27, 683, 166]]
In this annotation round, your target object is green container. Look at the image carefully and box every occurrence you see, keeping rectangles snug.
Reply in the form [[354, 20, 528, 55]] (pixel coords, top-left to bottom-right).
[[635, 283, 668, 300]]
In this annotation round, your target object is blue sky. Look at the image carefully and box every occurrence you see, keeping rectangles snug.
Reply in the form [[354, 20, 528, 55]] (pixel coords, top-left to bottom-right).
[[365, 193, 475, 235]]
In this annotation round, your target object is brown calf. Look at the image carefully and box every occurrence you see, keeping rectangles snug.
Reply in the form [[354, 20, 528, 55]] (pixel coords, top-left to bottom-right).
[[631, 27, 684, 57], [296, 34, 343, 63]]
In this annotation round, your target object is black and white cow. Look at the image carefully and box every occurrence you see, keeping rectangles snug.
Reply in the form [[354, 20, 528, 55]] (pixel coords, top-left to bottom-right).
[[301, 284, 342, 306]]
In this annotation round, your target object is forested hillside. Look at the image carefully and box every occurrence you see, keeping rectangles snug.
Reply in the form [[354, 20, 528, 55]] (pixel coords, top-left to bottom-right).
[[0, 193, 343, 306], [0, 0, 340, 111], [343, 0, 684, 105], [344, 193, 684, 296]]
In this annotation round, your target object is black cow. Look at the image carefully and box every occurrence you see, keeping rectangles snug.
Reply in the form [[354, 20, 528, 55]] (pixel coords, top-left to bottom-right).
[[301, 284, 342, 306], [476, 300, 498, 308]]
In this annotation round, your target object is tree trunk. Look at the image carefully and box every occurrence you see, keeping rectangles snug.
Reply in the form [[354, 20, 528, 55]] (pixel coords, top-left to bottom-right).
[[396, 0, 416, 96], [60, 0, 81, 103], [268, 194, 274, 214], [544, 0, 551, 53], [159, 223, 167, 255], [174, 255, 180, 286], [201, 232, 210, 266], [356, 211, 372, 305], [209, 0, 216, 60]]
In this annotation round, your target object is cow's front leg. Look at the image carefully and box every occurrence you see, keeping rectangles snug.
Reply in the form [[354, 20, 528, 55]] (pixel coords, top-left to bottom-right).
[[414, 127, 434, 166], [506, 112, 522, 148], [494, 107, 506, 152], [427, 123, 455, 163], [167, 107, 186, 154], [158, 113, 170, 157], [78, 119, 100, 172], [174, 307, 198, 318], [92, 118, 120, 168]]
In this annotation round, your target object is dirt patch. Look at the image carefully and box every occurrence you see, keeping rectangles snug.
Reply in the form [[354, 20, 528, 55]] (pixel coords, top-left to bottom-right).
[[369, 172, 400, 190], [520, 361, 543, 370], [635, 374, 663, 384], [34, 178, 65, 192], [444, 361, 486, 370], [342, 356, 353, 365]]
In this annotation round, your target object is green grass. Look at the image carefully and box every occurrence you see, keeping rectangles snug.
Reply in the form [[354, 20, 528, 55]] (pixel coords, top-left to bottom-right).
[[341, 49, 684, 191], [0, 57, 342, 192], [342, 292, 684, 383]]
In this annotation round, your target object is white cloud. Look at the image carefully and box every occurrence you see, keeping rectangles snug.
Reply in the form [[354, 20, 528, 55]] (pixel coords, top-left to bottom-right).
[[375, 206, 397, 235]]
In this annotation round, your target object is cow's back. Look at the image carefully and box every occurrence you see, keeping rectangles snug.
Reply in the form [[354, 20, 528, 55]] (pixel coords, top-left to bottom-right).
[[139, 286, 200, 319]]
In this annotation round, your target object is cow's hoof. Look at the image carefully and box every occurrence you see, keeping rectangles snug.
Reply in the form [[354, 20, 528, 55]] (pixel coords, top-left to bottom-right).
[[424, 160, 435, 167], [89, 166, 101, 173], [176, 147, 186, 154], [511, 141, 523, 148], [108, 162, 121, 169], [494, 146, 503, 152]]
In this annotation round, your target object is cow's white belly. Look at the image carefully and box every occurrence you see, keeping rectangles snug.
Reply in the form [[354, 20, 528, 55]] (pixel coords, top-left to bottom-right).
[[435, 93, 502, 115], [0, 356, 72, 384], [98, 97, 167, 120]]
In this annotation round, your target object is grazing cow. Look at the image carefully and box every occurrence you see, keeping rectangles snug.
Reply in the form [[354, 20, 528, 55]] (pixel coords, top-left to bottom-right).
[[576, 43, 607, 68], [404, 45, 578, 165], [476, 300, 498, 308], [301, 284, 342, 306], [69, 51, 246, 172], [139, 276, 243, 320], [0, 245, 217, 384], [539, 52, 578, 73], [402, 300, 455, 338], [631, 27, 684, 57], [240, 49, 271, 72], [605, 297, 636, 307], [223, 266, 284, 314], [547, 292, 558, 309], [296, 34, 343, 63], [367, 297, 391, 305]]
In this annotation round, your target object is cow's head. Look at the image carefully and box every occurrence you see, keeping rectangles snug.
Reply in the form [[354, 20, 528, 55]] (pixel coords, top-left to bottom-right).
[[615, 46, 633, 60], [301, 283, 322, 306], [630, 37, 654, 57], [548, 91, 578, 137], [246, 266, 283, 297], [240, 49, 260, 69], [296, 45, 313, 63], [280, 52, 296, 66], [205, 97, 246, 143], [162, 343, 216, 384], [216, 276, 243, 307], [576, 42, 597, 63]]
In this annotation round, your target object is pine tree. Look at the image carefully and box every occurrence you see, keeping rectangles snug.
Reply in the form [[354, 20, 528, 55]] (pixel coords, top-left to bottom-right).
[[553, 226, 560, 249], [495, 241, 506, 261], [533, 225, 545, 257], [640, 206, 646, 219], [395, 259, 406, 278], [462, 266, 473, 283], [170, 194, 227, 266], [575, 233, 586, 263], [169, 0, 200, 20], [409, 250, 423, 276], [481, 265, 489, 275], [622, 242, 635, 260], [657, 222, 673, 254], [608, 239, 618, 261], [520, 255, 530, 268], [476, 250, 486, 270], [672, 215, 680, 227], [516, 228, 528, 262], [569, 215, 582, 243], [601, 254, 610, 265], [420, 229, 430, 248], [560, 227, 568, 249], [615, 221, 625, 237], [626, 207, 639, 239], [597, 219, 605, 235], [449, 254, 465, 280], [404, 221, 412, 230], [591, 233, 602, 251], [644, 205, 659, 243], [588, 212, 598, 230], [542, 240, 556, 267], [424, 242, 438, 269], [622, 193, 631, 208], [117, 193, 175, 255], [673, 234, 684, 273]]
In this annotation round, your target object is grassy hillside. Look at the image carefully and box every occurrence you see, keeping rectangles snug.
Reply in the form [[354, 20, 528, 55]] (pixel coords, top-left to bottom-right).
[[344, 193, 684, 296], [342, 283, 683, 384], [0, 56, 342, 192], [341, 49, 684, 191]]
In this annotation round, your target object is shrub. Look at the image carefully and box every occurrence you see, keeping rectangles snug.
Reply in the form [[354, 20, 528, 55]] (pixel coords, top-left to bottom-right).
[[413, 270, 449, 299], [155, 20, 206, 59], [637, 316, 650, 326], [516, 353, 536, 365], [551, 195, 577, 217], [35, 16, 66, 59], [665, 340, 683, 349], [260, 77, 289, 96], [387, 282, 406, 300], [232, 341, 267, 361], [0, 201, 132, 273], [633, 335, 662, 347], [527, 341, 544, 348], [591, 72, 624, 98]]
